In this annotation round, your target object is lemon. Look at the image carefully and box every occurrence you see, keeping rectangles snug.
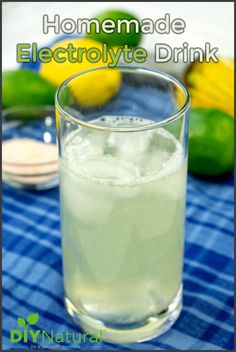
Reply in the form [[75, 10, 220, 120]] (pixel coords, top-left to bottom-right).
[[188, 108, 234, 176], [69, 67, 121, 108], [185, 58, 234, 116], [40, 38, 121, 108]]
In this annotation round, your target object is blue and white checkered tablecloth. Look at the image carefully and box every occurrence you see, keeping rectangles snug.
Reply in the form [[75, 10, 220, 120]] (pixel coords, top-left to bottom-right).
[[3, 54, 234, 349], [2, 168, 234, 350]]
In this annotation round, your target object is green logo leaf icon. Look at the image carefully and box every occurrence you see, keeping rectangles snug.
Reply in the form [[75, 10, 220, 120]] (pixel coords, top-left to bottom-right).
[[26, 313, 39, 325], [17, 317, 26, 328]]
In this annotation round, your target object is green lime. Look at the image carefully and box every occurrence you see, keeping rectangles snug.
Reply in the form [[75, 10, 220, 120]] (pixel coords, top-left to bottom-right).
[[188, 108, 234, 176], [86, 10, 142, 47], [3, 69, 57, 108]]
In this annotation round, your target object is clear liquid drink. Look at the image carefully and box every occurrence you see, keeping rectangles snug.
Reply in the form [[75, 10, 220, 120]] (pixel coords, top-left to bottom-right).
[[56, 67, 190, 343]]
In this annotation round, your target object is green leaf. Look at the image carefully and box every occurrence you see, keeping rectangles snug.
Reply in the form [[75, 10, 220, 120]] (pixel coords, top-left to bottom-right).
[[17, 317, 26, 328], [26, 313, 39, 325]]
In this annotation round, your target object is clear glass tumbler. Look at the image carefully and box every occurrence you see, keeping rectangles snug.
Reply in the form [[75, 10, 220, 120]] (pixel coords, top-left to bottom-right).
[[55, 67, 190, 343]]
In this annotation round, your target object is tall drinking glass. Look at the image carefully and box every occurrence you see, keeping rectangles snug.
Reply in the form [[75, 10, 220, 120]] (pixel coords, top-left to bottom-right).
[[55, 67, 190, 343]]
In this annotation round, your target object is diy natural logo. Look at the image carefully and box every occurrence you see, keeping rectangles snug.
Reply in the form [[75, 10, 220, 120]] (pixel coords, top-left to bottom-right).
[[11, 313, 40, 343], [10, 312, 103, 345]]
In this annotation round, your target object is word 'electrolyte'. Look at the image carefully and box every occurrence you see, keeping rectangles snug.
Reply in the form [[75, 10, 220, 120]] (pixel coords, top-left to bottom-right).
[[17, 42, 219, 65]]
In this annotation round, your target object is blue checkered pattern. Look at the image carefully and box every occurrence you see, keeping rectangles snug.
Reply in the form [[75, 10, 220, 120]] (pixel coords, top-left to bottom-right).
[[3, 50, 234, 349], [2, 169, 234, 350]]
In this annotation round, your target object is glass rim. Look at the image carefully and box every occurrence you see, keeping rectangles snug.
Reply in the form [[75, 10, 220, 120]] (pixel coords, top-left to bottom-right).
[[56, 66, 190, 132]]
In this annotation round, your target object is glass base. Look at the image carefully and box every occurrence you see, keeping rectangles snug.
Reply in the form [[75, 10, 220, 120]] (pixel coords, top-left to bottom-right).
[[65, 286, 182, 344], [3, 175, 59, 191]]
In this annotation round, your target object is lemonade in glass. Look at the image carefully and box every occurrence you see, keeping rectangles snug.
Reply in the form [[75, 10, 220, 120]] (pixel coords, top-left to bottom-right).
[[56, 67, 190, 343]]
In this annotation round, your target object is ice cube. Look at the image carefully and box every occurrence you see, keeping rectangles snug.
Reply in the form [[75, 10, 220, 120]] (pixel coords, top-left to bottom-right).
[[76, 155, 140, 199], [78, 212, 133, 284], [106, 130, 154, 163], [147, 128, 176, 155], [75, 155, 138, 183], [64, 133, 103, 163], [134, 195, 178, 238], [139, 149, 170, 176], [86, 130, 109, 150], [61, 163, 113, 225], [60, 155, 140, 226]]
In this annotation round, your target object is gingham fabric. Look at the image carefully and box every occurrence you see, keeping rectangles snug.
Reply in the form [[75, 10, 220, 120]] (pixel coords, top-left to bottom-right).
[[3, 53, 234, 349], [2, 170, 234, 350]]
